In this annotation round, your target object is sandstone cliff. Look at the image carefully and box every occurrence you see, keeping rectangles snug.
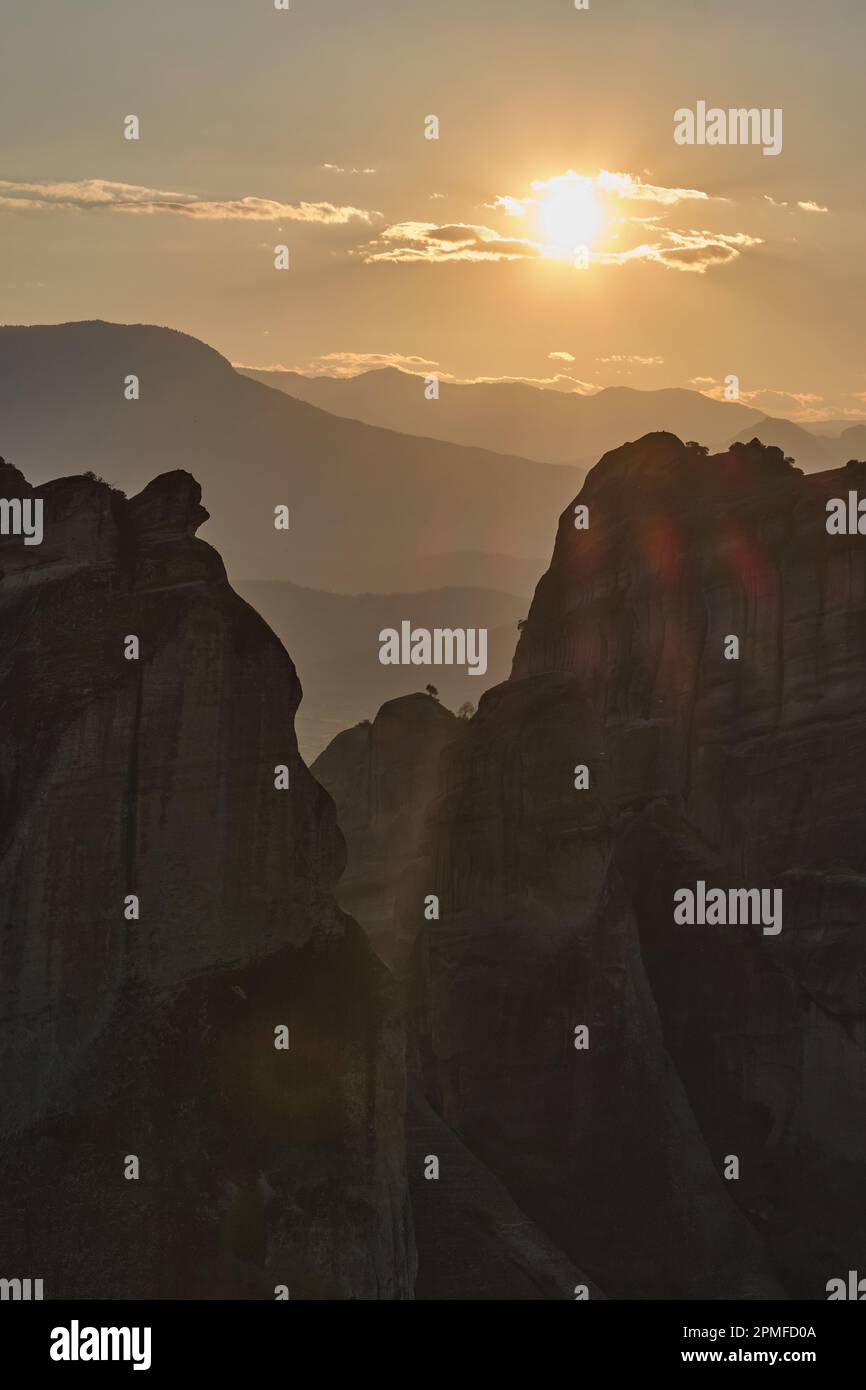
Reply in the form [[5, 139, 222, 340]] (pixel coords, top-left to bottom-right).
[[312, 693, 460, 971], [331, 434, 866, 1298], [0, 459, 414, 1299], [314, 693, 605, 1297], [417, 434, 866, 1297]]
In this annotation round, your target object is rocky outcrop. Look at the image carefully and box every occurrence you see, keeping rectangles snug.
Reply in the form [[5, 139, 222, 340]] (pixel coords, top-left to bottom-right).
[[313, 694, 460, 971], [314, 692, 607, 1296], [406, 1086, 603, 1300], [401, 434, 866, 1298], [0, 459, 414, 1299]]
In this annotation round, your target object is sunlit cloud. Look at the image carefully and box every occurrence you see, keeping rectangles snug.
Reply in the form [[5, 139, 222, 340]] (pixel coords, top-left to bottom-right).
[[458, 371, 597, 393], [549, 351, 576, 362], [480, 170, 758, 271], [693, 378, 828, 419], [122, 197, 377, 223], [236, 350, 441, 377], [596, 170, 712, 205], [322, 163, 377, 175], [236, 354, 598, 394], [361, 213, 759, 273], [494, 169, 711, 221], [360, 221, 541, 263], [763, 194, 829, 214], [596, 228, 762, 273], [0, 177, 184, 206], [0, 177, 379, 223], [598, 354, 664, 365]]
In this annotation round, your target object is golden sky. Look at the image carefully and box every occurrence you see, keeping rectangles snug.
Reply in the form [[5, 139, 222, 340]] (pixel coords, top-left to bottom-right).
[[2, 0, 864, 420]]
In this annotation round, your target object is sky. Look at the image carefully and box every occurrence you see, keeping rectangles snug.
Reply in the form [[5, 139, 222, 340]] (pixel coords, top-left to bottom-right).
[[2, 0, 865, 420]]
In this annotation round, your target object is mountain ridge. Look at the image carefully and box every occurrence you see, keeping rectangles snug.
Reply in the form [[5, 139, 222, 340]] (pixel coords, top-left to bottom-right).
[[240, 363, 767, 467], [0, 319, 579, 594]]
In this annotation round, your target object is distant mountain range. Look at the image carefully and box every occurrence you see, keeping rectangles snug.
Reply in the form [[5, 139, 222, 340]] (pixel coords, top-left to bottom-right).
[[800, 419, 866, 437], [240, 365, 768, 467], [5, 321, 864, 751], [728, 415, 866, 469], [0, 321, 577, 595]]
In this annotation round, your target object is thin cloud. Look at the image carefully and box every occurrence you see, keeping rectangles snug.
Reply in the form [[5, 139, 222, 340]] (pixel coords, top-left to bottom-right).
[[695, 378, 827, 417], [247, 350, 442, 378], [121, 197, 377, 223], [764, 194, 830, 214], [596, 228, 762, 273], [361, 219, 758, 273], [322, 163, 377, 175], [494, 168, 712, 218], [237, 356, 597, 393], [408, 170, 758, 274], [360, 221, 541, 264], [598, 354, 664, 365], [457, 371, 597, 393], [0, 177, 379, 223]]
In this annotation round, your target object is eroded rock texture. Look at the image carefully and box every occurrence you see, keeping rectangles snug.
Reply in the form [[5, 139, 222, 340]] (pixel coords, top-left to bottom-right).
[[312, 693, 459, 972], [399, 434, 866, 1299], [0, 460, 414, 1299]]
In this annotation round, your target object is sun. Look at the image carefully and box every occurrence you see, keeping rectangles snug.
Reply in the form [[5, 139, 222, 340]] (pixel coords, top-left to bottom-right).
[[536, 179, 604, 260]]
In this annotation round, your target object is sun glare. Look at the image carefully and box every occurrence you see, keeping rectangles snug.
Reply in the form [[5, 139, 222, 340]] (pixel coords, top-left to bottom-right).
[[536, 179, 604, 260]]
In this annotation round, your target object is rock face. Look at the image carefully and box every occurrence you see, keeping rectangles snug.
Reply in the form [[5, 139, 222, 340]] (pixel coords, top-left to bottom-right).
[[314, 693, 606, 1297], [401, 434, 866, 1299], [312, 694, 460, 971], [0, 460, 414, 1299]]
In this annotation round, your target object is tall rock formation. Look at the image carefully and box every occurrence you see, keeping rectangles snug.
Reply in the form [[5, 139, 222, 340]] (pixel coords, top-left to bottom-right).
[[312, 693, 460, 971], [396, 434, 866, 1298], [314, 693, 608, 1297], [0, 459, 414, 1299]]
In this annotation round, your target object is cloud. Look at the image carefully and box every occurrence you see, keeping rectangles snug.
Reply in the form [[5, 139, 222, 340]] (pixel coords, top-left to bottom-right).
[[0, 177, 378, 223], [594, 169, 712, 206], [494, 168, 712, 219], [549, 351, 576, 362], [764, 194, 830, 214], [597, 354, 664, 365], [254, 350, 441, 378], [694, 378, 827, 418], [357, 168, 761, 273], [122, 197, 377, 223], [360, 221, 542, 263], [322, 163, 377, 175], [596, 228, 762, 273], [457, 372, 597, 393], [237, 355, 596, 394], [361, 219, 758, 273], [0, 177, 187, 211]]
